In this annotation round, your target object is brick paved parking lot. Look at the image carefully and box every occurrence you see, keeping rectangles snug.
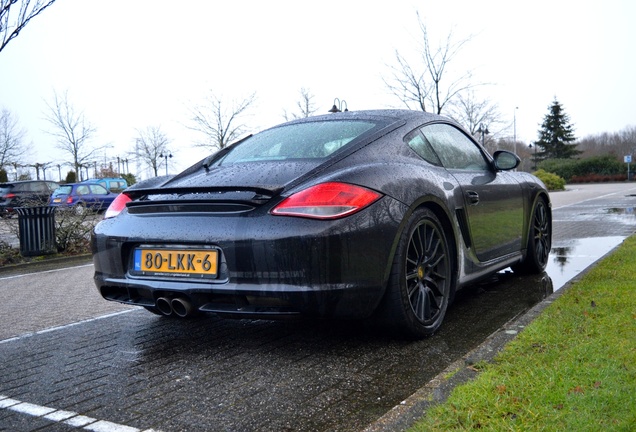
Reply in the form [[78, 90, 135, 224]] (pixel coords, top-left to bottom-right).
[[1, 183, 635, 431]]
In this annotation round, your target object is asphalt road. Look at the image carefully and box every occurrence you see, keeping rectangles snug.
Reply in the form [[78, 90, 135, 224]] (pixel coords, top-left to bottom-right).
[[1, 183, 635, 432]]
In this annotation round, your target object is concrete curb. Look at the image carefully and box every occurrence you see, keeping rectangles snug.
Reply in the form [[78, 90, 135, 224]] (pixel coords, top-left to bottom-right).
[[364, 240, 621, 432], [363, 288, 565, 432]]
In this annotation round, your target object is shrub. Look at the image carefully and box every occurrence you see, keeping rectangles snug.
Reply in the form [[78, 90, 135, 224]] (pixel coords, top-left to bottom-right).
[[538, 155, 625, 182], [533, 169, 566, 191], [572, 155, 623, 178], [53, 209, 100, 254], [121, 172, 137, 186], [65, 170, 77, 183], [0, 239, 21, 266], [570, 173, 627, 183], [537, 159, 577, 181], [0, 206, 95, 266]]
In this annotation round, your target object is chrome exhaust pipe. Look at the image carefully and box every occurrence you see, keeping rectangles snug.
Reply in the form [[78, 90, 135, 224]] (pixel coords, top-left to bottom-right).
[[156, 297, 173, 316], [171, 297, 194, 318]]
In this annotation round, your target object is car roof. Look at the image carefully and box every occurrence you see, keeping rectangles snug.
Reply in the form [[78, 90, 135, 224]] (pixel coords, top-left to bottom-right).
[[285, 109, 442, 124], [271, 109, 454, 135], [64, 182, 102, 186], [0, 180, 55, 185], [82, 178, 126, 182], [0, 180, 58, 187]]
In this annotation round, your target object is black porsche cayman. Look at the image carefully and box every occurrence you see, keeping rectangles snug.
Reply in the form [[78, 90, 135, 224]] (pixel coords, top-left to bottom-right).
[[92, 109, 551, 338]]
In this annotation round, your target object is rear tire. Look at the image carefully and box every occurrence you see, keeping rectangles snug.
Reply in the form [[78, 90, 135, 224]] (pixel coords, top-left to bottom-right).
[[382, 208, 453, 338], [512, 197, 551, 274]]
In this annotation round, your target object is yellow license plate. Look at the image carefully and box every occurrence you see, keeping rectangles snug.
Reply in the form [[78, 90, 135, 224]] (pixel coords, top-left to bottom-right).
[[133, 248, 218, 278]]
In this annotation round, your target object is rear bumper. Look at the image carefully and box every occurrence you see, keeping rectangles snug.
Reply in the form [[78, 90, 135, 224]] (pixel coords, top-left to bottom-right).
[[94, 275, 382, 319], [0, 205, 15, 217], [91, 197, 407, 319]]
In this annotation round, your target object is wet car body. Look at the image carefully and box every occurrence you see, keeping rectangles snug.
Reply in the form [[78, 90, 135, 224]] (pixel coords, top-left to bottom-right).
[[92, 110, 551, 337]]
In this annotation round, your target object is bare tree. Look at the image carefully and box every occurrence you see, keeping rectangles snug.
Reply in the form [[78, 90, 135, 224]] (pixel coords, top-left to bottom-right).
[[384, 13, 476, 115], [188, 91, 256, 151], [134, 125, 170, 177], [0, 0, 57, 53], [577, 126, 636, 159], [384, 50, 429, 112], [0, 107, 27, 169], [448, 92, 502, 137], [283, 88, 318, 121], [44, 90, 104, 180], [28, 161, 51, 179]]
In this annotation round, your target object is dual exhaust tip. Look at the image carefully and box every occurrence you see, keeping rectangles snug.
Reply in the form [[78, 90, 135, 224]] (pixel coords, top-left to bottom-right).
[[156, 296, 195, 318]]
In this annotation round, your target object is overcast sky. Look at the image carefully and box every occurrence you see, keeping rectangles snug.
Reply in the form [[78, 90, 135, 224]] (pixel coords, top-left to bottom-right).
[[1, 0, 634, 180]]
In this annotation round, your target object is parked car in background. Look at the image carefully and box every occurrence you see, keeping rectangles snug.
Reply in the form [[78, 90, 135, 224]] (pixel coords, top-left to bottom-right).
[[82, 178, 128, 193], [50, 183, 117, 214], [0, 180, 60, 218], [92, 109, 551, 338]]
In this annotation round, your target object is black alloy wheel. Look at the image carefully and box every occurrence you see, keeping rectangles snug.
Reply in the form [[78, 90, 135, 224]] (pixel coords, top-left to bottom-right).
[[383, 208, 453, 338], [513, 197, 551, 274]]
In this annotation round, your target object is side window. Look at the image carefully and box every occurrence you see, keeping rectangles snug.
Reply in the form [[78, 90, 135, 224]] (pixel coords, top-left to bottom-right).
[[90, 185, 109, 195], [77, 186, 90, 195], [404, 129, 442, 166], [421, 124, 490, 171], [32, 182, 47, 193]]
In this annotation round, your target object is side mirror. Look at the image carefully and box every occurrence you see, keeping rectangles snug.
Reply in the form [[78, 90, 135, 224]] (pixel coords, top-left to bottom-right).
[[493, 150, 520, 171]]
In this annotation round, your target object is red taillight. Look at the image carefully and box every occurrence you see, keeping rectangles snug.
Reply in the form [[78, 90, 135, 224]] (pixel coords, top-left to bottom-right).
[[271, 182, 382, 220], [4, 193, 16, 199], [66, 196, 74, 204], [104, 193, 132, 219]]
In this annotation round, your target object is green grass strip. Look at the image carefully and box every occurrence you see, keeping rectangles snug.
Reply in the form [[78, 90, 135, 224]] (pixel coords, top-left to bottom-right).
[[411, 235, 636, 431]]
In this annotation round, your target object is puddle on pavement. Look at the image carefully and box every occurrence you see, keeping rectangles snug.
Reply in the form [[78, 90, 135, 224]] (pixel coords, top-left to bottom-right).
[[605, 207, 635, 216], [546, 236, 626, 290]]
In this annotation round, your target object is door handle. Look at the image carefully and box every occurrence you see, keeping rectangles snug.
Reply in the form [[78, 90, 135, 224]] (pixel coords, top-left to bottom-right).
[[466, 190, 480, 205]]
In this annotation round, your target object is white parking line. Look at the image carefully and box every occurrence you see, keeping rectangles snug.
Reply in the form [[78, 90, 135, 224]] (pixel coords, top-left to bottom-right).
[[0, 309, 136, 345], [0, 395, 160, 431], [0, 263, 94, 281]]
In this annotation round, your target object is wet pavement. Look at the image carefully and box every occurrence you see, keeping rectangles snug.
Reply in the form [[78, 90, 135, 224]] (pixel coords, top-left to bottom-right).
[[547, 182, 636, 289], [0, 183, 635, 431]]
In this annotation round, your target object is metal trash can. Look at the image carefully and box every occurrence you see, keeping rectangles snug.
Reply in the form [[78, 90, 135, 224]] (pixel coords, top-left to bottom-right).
[[16, 206, 57, 257]]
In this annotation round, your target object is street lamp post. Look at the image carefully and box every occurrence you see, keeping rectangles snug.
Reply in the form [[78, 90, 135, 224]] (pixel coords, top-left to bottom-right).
[[328, 98, 348, 113], [529, 143, 538, 170], [513, 106, 518, 154], [159, 152, 173, 176], [477, 124, 489, 147]]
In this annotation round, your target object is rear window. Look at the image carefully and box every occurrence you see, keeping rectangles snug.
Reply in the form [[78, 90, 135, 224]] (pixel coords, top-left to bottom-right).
[[108, 180, 126, 192], [216, 120, 379, 165], [52, 186, 73, 197], [12, 183, 28, 192]]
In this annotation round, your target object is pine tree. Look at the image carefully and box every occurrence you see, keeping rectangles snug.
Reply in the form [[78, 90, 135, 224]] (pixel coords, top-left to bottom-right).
[[534, 98, 580, 162]]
